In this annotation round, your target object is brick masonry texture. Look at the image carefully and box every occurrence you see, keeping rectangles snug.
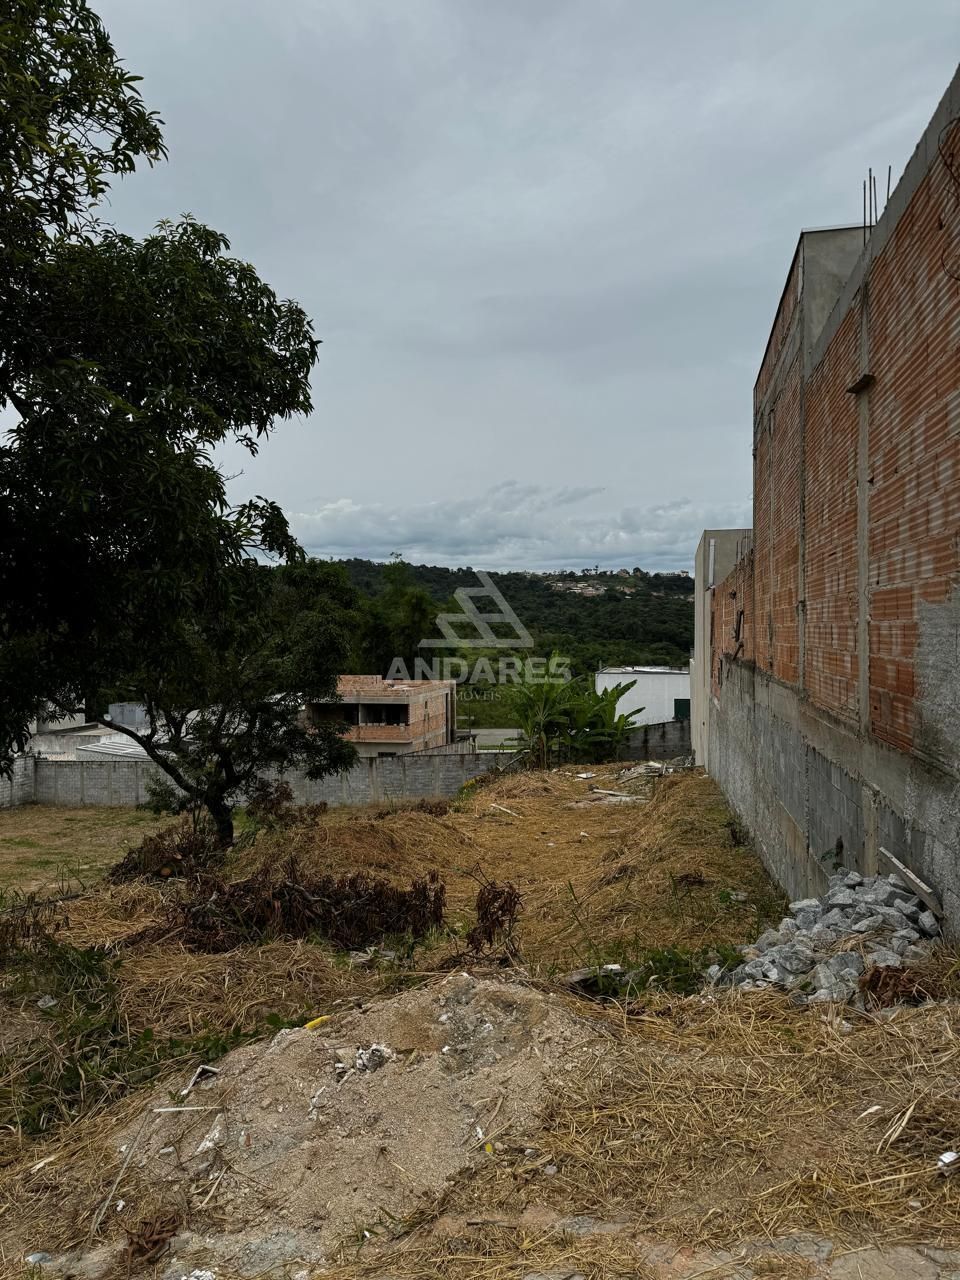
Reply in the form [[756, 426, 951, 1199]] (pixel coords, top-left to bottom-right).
[[706, 70, 960, 930]]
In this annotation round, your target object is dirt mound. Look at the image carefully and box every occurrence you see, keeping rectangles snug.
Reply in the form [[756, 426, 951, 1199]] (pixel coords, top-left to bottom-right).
[[55, 974, 600, 1278]]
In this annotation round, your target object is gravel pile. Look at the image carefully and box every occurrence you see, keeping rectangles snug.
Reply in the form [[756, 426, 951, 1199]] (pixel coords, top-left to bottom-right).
[[718, 870, 941, 1003]]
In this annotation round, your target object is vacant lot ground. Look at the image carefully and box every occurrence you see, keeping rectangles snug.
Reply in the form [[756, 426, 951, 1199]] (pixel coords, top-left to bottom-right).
[[236, 764, 786, 974], [1, 770, 957, 1280], [0, 805, 164, 893]]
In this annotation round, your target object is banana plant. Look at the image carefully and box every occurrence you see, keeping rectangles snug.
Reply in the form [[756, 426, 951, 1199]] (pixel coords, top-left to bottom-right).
[[506, 666, 642, 766]]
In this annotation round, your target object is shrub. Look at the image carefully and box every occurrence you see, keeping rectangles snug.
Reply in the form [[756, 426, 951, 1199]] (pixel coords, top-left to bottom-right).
[[138, 774, 189, 817], [170, 856, 445, 952], [108, 820, 221, 882], [244, 778, 328, 831], [466, 879, 523, 954]]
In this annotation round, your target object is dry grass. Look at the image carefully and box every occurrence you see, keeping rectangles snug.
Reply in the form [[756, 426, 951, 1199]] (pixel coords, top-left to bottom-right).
[[46, 987, 959, 1280], [253, 768, 785, 973], [0, 944, 390, 1259], [0, 768, 788, 1270], [12, 768, 936, 1278], [436, 992, 960, 1249], [0, 1085, 159, 1264], [0, 807, 165, 894], [324, 1226, 661, 1280], [110, 939, 385, 1040], [6, 769, 779, 972], [305, 992, 960, 1279]]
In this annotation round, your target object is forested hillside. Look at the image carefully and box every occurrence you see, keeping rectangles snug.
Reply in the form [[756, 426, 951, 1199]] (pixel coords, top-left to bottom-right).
[[339, 558, 694, 675]]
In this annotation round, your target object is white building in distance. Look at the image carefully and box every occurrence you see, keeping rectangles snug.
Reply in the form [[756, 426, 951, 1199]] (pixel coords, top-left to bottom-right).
[[595, 665, 691, 727]]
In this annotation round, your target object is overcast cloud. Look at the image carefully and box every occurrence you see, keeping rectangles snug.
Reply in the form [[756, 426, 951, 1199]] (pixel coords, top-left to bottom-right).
[[95, 1, 959, 571]]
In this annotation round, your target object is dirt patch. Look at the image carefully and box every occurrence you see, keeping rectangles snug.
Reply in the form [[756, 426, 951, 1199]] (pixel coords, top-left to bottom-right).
[[45, 974, 602, 1277], [0, 771, 790, 1272]]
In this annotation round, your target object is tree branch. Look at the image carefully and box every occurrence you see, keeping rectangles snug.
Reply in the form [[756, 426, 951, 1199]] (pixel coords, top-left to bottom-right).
[[95, 716, 196, 798]]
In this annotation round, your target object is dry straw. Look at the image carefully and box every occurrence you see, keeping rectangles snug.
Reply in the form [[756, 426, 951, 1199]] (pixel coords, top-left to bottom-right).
[[5, 770, 956, 1276]]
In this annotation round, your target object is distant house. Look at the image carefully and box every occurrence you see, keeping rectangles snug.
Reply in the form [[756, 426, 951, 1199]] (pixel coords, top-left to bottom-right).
[[595, 665, 691, 727], [26, 703, 150, 759], [306, 675, 457, 759]]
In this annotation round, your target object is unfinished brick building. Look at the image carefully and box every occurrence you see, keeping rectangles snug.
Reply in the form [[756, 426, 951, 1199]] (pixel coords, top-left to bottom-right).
[[694, 66, 960, 928], [306, 676, 457, 759]]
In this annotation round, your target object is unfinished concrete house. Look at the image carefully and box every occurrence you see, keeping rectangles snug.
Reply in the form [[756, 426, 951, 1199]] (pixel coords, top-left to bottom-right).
[[307, 675, 457, 759], [694, 66, 960, 928]]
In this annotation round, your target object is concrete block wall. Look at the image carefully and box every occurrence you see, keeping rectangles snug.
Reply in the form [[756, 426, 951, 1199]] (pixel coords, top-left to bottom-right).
[[626, 718, 691, 761], [703, 65, 960, 929], [0, 757, 37, 809], [3, 752, 502, 811], [286, 751, 498, 807], [709, 659, 960, 915], [35, 760, 160, 806]]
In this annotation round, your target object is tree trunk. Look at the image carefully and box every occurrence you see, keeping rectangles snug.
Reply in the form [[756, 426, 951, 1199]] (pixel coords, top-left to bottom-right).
[[206, 794, 235, 847]]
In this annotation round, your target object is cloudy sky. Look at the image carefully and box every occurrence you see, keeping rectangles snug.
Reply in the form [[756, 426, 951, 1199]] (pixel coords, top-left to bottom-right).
[[96, 1, 958, 571]]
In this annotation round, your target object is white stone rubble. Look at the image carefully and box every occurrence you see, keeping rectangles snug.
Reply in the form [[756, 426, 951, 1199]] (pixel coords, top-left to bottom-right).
[[714, 871, 941, 1004]]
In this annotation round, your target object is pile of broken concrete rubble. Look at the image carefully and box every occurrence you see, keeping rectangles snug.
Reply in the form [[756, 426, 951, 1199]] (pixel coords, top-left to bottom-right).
[[720, 869, 941, 1003]]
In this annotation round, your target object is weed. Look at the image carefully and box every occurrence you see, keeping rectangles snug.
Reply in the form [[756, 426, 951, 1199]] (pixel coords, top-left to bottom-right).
[[819, 837, 845, 873], [170, 856, 446, 952], [618, 943, 743, 995], [107, 820, 222, 881], [374, 798, 450, 819], [725, 815, 749, 846], [0, 930, 307, 1137], [565, 935, 743, 998], [124, 1211, 182, 1270], [466, 876, 523, 955], [244, 778, 328, 832], [859, 962, 944, 1009], [0, 891, 67, 960]]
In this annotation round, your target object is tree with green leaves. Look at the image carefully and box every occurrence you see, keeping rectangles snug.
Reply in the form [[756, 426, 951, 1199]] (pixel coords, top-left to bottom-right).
[[0, 0, 164, 265], [0, 211, 322, 767], [352, 556, 439, 677], [100, 560, 358, 847], [0, 2, 356, 831], [505, 670, 640, 767]]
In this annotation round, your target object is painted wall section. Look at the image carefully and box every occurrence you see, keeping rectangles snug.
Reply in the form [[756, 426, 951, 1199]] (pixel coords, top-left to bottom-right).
[[595, 667, 690, 726], [701, 66, 960, 929]]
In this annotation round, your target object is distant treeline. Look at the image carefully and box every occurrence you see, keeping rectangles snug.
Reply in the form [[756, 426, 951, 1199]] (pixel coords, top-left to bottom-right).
[[338, 558, 694, 676]]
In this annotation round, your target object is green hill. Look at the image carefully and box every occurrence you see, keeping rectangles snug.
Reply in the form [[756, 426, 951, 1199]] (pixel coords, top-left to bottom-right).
[[339, 559, 693, 726]]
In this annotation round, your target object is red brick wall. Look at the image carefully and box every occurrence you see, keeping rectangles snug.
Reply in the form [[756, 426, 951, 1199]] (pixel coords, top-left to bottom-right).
[[754, 248, 800, 412], [866, 127, 960, 754], [712, 119, 960, 773], [752, 402, 772, 673], [802, 306, 860, 724], [712, 551, 755, 699], [769, 355, 803, 685]]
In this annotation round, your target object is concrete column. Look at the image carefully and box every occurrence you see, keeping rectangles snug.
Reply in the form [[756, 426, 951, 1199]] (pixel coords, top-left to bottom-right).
[[856, 287, 872, 734], [862, 783, 879, 874], [797, 381, 807, 692]]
